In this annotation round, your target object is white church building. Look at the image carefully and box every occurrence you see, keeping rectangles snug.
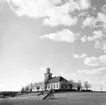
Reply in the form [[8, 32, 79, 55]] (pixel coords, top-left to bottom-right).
[[44, 68, 68, 90]]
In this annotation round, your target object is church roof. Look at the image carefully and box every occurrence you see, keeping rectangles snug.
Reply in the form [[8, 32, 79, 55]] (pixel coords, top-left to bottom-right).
[[46, 76, 68, 84]]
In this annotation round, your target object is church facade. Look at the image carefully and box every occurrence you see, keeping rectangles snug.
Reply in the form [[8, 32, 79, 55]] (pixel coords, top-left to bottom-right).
[[44, 68, 68, 90]]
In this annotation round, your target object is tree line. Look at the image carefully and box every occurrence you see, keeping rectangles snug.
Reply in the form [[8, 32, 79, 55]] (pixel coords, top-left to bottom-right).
[[61, 80, 91, 91], [20, 82, 43, 93], [20, 80, 91, 93]]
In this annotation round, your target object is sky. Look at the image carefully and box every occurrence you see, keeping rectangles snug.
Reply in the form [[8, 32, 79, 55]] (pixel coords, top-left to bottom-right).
[[0, 0, 106, 91]]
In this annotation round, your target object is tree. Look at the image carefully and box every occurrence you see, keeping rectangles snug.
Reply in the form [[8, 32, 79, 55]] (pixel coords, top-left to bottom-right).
[[83, 81, 91, 90], [24, 86, 30, 93], [72, 81, 77, 90], [61, 82, 68, 89], [76, 80, 82, 91], [21, 87, 25, 93], [34, 82, 43, 91], [36, 86, 40, 91], [68, 80, 75, 90], [29, 83, 33, 92]]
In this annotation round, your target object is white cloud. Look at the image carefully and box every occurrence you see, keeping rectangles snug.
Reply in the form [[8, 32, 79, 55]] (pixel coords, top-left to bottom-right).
[[7, 0, 91, 27], [102, 43, 106, 53], [93, 30, 103, 37], [82, 12, 106, 29], [87, 30, 103, 41], [73, 53, 87, 58], [68, 0, 81, 11], [93, 12, 106, 29], [97, 12, 106, 23], [51, 0, 62, 5], [41, 29, 79, 43], [84, 56, 100, 66], [78, 0, 91, 10], [102, 5, 106, 13], [7, 0, 91, 17], [99, 55, 106, 65], [94, 40, 102, 49], [43, 14, 78, 27], [73, 54, 80, 58], [8, 0, 78, 26], [84, 55, 106, 67], [43, 1, 81, 26], [94, 39, 106, 53], [80, 35, 87, 43], [7, 0, 55, 18], [87, 36, 94, 41], [80, 30, 104, 43], [82, 16, 94, 28]]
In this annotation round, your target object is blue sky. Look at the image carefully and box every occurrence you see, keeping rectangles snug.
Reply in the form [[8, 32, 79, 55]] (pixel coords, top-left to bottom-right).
[[0, 0, 106, 91]]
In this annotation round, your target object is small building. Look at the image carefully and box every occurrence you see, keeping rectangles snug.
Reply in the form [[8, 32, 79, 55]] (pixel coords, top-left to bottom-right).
[[44, 68, 68, 90]]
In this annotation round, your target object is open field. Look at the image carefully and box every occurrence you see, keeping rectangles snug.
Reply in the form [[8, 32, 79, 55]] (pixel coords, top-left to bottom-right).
[[0, 92, 106, 105]]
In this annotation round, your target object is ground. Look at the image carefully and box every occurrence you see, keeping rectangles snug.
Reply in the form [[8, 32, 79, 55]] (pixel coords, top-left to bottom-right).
[[0, 92, 106, 105]]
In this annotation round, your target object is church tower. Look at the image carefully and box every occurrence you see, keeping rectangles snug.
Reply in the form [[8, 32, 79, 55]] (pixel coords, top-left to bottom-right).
[[44, 67, 52, 82]]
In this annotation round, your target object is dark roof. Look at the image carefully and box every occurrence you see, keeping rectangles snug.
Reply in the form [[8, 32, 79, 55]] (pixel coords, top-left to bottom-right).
[[46, 76, 68, 84]]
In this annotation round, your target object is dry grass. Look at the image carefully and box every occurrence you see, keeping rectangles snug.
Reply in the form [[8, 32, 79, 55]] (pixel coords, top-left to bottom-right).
[[0, 92, 106, 105]]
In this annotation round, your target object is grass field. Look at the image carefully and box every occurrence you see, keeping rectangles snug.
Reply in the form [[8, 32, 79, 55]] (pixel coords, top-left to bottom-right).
[[0, 92, 106, 105]]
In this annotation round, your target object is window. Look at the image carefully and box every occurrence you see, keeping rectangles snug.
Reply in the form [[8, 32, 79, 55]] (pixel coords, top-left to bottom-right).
[[48, 85, 50, 89], [54, 84, 55, 89], [51, 84, 52, 89], [57, 84, 58, 88]]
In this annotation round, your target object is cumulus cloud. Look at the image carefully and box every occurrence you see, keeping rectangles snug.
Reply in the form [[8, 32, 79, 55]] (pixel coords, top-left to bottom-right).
[[97, 13, 106, 29], [80, 35, 87, 43], [41, 29, 79, 43], [102, 43, 106, 53], [93, 30, 103, 37], [94, 40, 104, 49], [73, 53, 87, 58], [43, 14, 78, 27], [82, 16, 95, 28], [97, 13, 106, 23], [95, 42, 106, 54], [7, 0, 54, 18], [80, 30, 104, 43], [82, 11, 106, 29], [102, 5, 106, 13], [78, 0, 91, 10], [43, 1, 81, 26], [84, 55, 106, 66], [92, 12, 106, 29], [7, 0, 91, 27], [99, 55, 106, 65], [87, 30, 103, 41]]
